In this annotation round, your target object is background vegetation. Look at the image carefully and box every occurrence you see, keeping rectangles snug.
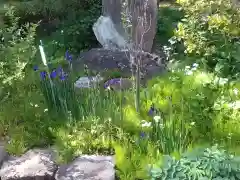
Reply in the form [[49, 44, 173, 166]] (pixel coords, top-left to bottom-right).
[[0, 0, 239, 179]]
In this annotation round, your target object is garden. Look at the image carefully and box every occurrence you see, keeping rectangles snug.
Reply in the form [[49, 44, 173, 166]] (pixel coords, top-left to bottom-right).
[[0, 0, 240, 179]]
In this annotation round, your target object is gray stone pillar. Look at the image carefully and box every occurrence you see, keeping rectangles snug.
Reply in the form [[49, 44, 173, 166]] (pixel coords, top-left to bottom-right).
[[102, 0, 124, 34], [129, 0, 158, 52]]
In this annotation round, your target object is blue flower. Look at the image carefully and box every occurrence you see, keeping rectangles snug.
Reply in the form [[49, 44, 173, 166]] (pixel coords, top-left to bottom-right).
[[50, 70, 57, 79], [40, 71, 47, 80], [59, 74, 66, 81], [148, 106, 155, 116], [57, 66, 63, 73], [33, 65, 38, 71], [140, 132, 146, 138], [65, 50, 73, 62], [59, 71, 68, 81]]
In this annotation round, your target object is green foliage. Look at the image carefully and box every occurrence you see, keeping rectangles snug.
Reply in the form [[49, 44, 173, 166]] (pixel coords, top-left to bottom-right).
[[15, 0, 101, 52], [38, 70, 80, 119], [171, 0, 240, 79], [0, 5, 37, 86], [0, 1, 240, 179], [134, 68, 240, 153], [150, 113, 192, 155], [149, 145, 240, 179], [156, 3, 184, 44]]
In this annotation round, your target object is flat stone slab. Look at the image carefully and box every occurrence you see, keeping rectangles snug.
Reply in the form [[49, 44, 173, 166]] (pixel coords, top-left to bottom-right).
[[55, 155, 115, 180], [74, 76, 104, 88], [0, 149, 58, 180]]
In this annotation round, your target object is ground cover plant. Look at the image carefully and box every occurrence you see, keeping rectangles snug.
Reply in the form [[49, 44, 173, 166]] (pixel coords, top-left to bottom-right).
[[0, 0, 239, 179]]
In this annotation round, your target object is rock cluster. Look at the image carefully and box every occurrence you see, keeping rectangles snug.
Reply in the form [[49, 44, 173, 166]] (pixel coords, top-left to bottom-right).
[[0, 144, 115, 180]]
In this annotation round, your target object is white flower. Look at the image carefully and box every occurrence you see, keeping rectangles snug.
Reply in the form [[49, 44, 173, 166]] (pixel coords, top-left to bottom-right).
[[185, 66, 191, 69], [228, 100, 240, 110], [159, 123, 164, 129], [218, 78, 228, 86], [185, 70, 193, 75], [191, 67, 197, 71], [192, 63, 199, 68], [153, 116, 162, 123], [190, 122, 196, 126], [44, 108, 48, 112], [233, 88, 239, 95], [141, 120, 152, 127], [34, 104, 39, 107]]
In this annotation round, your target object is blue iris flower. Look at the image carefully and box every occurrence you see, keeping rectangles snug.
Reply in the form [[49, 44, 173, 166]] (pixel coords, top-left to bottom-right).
[[140, 132, 146, 138], [59, 69, 68, 81], [40, 71, 47, 80], [59, 74, 67, 81], [65, 50, 73, 62], [57, 66, 63, 73], [50, 70, 57, 79], [148, 104, 158, 116]]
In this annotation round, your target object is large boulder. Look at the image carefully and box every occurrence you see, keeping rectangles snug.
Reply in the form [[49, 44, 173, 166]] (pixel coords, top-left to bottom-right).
[[73, 48, 166, 83], [93, 16, 128, 50], [0, 149, 58, 180], [55, 155, 115, 180]]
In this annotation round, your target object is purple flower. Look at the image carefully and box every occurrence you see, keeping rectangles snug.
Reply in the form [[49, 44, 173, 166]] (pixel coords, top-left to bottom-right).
[[40, 71, 47, 80], [33, 65, 38, 71], [104, 78, 121, 89], [65, 50, 73, 62], [50, 70, 57, 79]]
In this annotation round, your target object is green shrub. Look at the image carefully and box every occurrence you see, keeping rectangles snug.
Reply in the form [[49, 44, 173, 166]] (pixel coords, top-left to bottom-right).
[[133, 68, 240, 154], [170, 0, 240, 79], [149, 145, 240, 179], [0, 5, 37, 86], [15, 0, 101, 52]]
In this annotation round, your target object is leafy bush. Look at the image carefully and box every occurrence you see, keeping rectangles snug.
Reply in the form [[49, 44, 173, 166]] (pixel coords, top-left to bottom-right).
[[0, 5, 37, 86], [15, 0, 101, 52], [149, 145, 240, 179], [132, 66, 240, 154], [170, 0, 240, 79]]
